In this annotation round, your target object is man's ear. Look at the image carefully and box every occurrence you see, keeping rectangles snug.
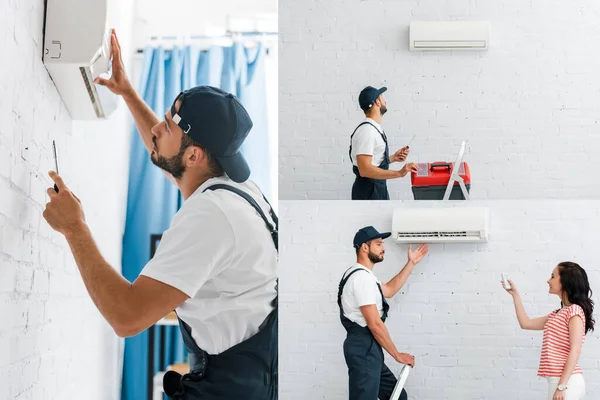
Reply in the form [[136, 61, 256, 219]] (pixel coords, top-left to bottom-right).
[[184, 146, 202, 167]]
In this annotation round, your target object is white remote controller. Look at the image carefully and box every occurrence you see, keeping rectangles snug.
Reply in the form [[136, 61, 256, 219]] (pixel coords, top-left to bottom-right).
[[501, 273, 511, 290]]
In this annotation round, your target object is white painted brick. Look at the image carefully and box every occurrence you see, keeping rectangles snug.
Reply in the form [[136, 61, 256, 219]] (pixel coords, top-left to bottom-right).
[[280, 0, 600, 200], [280, 200, 600, 399], [10, 160, 31, 196], [0, 145, 11, 180], [29, 172, 48, 209], [31, 269, 48, 295], [0, 0, 137, 397]]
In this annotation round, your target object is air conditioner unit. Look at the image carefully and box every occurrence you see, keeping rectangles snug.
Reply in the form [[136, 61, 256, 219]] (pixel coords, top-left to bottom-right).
[[392, 207, 489, 243], [43, 0, 117, 120], [409, 21, 490, 51]]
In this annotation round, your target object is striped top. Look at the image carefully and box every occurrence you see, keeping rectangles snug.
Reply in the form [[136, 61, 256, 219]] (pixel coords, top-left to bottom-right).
[[538, 304, 586, 377]]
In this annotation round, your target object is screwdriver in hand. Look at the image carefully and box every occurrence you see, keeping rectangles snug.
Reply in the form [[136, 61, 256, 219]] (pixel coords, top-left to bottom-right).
[[52, 140, 59, 193]]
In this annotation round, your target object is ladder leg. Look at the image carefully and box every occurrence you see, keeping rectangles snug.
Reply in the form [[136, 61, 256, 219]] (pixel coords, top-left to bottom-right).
[[458, 178, 470, 200], [442, 178, 454, 200]]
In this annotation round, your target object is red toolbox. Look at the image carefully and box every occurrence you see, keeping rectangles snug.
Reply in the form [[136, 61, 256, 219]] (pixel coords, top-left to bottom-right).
[[411, 162, 471, 200]]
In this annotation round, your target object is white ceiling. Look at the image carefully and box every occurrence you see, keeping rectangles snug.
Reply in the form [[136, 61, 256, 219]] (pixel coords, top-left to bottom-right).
[[133, 0, 277, 46]]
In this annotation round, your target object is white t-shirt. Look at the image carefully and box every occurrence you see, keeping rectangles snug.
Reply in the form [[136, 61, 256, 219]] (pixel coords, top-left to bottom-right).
[[140, 176, 278, 355], [340, 264, 384, 327], [350, 118, 387, 167]]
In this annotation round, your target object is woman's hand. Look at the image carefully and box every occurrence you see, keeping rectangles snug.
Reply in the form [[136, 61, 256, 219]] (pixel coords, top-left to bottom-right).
[[553, 389, 565, 400], [501, 279, 518, 297]]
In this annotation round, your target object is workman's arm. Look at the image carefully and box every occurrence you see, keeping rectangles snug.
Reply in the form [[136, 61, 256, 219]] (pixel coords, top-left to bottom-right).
[[381, 244, 429, 298], [43, 172, 188, 337], [361, 305, 415, 367], [356, 155, 418, 180], [94, 29, 177, 186]]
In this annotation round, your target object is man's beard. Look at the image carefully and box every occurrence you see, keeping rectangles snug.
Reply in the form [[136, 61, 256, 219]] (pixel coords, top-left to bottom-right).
[[380, 105, 387, 115], [151, 146, 187, 180], [368, 251, 384, 264]]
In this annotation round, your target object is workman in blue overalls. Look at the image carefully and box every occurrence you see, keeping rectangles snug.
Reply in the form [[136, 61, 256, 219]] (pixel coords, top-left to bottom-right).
[[42, 30, 277, 399], [349, 86, 418, 200], [338, 226, 428, 399]]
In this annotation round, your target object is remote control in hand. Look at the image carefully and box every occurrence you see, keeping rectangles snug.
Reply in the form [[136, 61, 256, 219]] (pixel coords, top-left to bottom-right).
[[501, 273, 511, 290]]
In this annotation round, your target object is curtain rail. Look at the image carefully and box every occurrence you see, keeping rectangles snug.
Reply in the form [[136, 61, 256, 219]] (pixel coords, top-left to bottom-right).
[[134, 32, 277, 54]]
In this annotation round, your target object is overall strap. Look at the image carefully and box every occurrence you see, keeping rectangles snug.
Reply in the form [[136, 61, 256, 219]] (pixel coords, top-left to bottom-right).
[[261, 193, 279, 235], [349, 121, 388, 163], [337, 267, 388, 322], [337, 267, 369, 312], [203, 184, 279, 308], [204, 184, 278, 252], [375, 282, 389, 321]]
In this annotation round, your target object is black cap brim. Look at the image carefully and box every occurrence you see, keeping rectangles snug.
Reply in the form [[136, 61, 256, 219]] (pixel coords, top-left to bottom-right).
[[377, 87, 388, 96], [216, 152, 251, 183], [373, 232, 391, 241]]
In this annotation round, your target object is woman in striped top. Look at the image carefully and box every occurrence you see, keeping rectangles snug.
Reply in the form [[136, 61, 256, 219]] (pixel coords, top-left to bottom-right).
[[503, 262, 595, 400]]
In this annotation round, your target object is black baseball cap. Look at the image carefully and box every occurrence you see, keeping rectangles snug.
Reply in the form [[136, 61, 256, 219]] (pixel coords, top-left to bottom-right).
[[358, 86, 387, 111], [170, 86, 253, 183], [353, 226, 391, 249]]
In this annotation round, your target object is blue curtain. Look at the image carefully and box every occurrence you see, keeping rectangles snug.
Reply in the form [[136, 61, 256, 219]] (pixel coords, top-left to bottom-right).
[[120, 42, 269, 400]]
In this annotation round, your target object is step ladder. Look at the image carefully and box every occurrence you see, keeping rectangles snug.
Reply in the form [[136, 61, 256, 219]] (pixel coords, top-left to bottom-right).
[[390, 364, 411, 400]]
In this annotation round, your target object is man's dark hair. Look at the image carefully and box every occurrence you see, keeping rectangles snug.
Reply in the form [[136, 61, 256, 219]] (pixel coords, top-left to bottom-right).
[[355, 240, 372, 255], [180, 133, 224, 176]]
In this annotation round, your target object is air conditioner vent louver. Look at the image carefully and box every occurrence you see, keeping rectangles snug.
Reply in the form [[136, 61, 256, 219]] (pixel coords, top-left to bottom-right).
[[396, 231, 469, 238], [413, 41, 486, 49], [79, 67, 104, 118], [392, 208, 489, 243]]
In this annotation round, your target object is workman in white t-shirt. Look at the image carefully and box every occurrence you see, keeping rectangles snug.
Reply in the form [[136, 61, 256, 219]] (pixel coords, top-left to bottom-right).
[[338, 226, 428, 400], [349, 86, 418, 200], [42, 30, 277, 400]]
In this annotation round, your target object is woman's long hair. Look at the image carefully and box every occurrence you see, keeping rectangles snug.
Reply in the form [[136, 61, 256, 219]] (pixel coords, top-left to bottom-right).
[[558, 262, 595, 334]]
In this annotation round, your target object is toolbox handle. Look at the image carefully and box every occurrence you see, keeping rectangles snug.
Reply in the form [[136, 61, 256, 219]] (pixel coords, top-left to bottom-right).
[[430, 162, 451, 172]]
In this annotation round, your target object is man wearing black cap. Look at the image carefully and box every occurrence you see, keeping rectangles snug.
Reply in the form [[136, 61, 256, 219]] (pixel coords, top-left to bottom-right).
[[42, 30, 277, 399], [337, 226, 428, 400], [350, 86, 418, 200]]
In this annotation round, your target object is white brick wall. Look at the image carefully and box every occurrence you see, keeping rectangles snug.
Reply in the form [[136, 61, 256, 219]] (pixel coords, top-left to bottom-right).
[[279, 0, 600, 200], [280, 200, 600, 399], [0, 0, 134, 399]]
